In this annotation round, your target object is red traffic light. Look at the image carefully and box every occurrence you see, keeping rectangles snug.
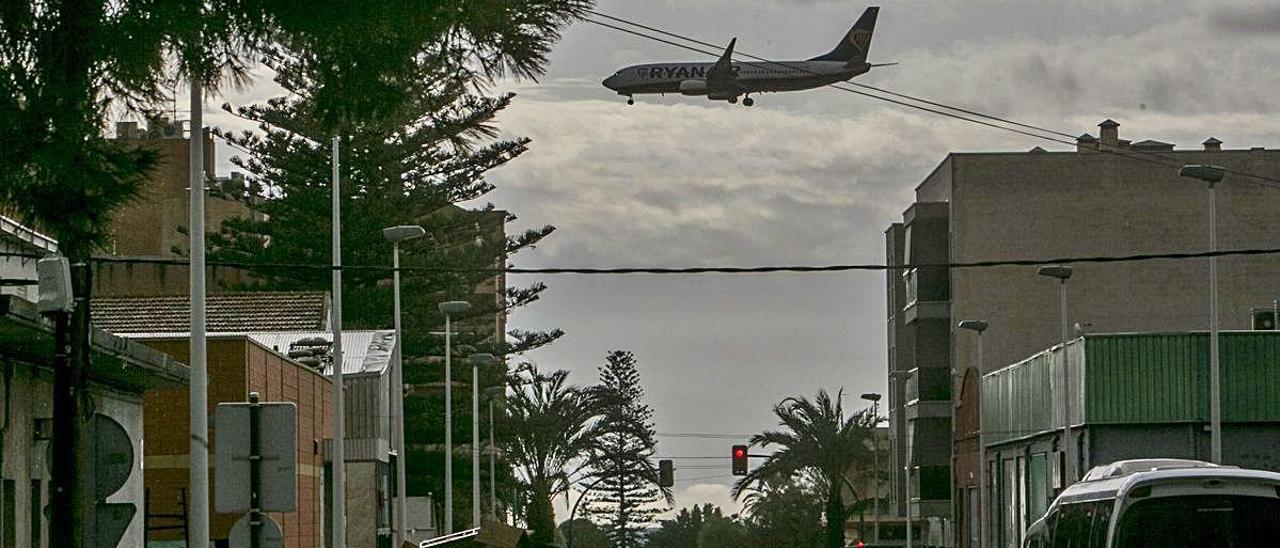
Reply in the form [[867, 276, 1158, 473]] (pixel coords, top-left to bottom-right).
[[732, 444, 748, 476]]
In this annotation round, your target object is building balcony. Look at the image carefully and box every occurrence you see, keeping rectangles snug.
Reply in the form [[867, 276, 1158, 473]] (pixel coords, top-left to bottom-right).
[[905, 367, 952, 404], [908, 464, 953, 518], [905, 400, 952, 421]]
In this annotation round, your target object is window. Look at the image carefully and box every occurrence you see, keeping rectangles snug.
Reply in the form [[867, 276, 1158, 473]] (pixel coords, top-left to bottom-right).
[[2, 479, 14, 548], [1086, 501, 1111, 547], [1003, 459, 1017, 548], [30, 481, 40, 548], [967, 487, 979, 548], [1028, 454, 1050, 523], [1114, 496, 1280, 548], [1049, 502, 1088, 548]]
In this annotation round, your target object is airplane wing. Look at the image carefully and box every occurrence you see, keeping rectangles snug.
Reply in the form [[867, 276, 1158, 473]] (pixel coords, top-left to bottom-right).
[[705, 38, 740, 93]]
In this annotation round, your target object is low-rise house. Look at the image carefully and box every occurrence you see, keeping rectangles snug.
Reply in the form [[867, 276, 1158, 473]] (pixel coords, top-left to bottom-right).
[[127, 333, 332, 548], [93, 292, 400, 547], [0, 217, 189, 548]]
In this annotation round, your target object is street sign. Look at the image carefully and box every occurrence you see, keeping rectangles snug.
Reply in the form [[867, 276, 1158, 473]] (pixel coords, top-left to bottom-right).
[[214, 400, 297, 513], [229, 514, 284, 548]]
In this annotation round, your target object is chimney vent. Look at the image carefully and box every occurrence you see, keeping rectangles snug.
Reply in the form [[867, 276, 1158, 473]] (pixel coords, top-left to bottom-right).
[[1077, 133, 1099, 154], [1203, 137, 1222, 152], [1098, 119, 1120, 149]]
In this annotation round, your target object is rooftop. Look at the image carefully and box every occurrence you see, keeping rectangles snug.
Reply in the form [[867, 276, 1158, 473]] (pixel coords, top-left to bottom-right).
[[92, 292, 329, 333], [121, 329, 395, 376], [0, 295, 187, 392]]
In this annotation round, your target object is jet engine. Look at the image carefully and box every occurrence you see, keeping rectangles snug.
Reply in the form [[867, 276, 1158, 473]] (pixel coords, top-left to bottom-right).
[[678, 79, 708, 96]]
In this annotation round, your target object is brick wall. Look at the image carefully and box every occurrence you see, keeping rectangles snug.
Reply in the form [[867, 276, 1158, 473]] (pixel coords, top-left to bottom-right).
[[141, 337, 331, 548]]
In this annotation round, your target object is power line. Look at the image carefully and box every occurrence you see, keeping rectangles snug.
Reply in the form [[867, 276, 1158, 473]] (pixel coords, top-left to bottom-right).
[[657, 456, 736, 460], [657, 432, 752, 439], [587, 10, 1077, 142], [5, 245, 1280, 277], [582, 11, 1280, 189]]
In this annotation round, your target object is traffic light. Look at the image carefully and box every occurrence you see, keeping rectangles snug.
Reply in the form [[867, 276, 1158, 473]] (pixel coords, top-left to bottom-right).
[[732, 445, 749, 476], [658, 459, 674, 487]]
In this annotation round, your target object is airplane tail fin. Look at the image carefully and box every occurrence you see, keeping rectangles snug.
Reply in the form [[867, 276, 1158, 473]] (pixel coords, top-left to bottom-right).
[[808, 6, 879, 64]]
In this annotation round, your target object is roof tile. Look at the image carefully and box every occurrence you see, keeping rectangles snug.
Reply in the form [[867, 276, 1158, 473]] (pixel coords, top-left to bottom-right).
[[92, 292, 329, 333]]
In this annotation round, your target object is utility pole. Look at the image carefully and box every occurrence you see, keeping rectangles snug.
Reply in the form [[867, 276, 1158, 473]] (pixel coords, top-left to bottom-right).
[[330, 135, 347, 548], [489, 398, 497, 518], [188, 75, 211, 548], [1178, 165, 1226, 464], [43, 254, 81, 547]]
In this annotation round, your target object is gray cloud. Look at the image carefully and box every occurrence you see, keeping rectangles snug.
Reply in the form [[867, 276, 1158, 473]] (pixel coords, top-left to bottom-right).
[[1212, 5, 1280, 34], [193, 0, 1280, 514]]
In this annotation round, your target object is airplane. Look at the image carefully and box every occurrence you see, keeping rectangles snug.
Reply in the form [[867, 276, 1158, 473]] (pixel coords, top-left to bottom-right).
[[602, 7, 888, 107]]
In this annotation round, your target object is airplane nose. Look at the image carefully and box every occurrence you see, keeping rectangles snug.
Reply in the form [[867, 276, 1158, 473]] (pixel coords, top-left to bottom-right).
[[602, 74, 620, 90]]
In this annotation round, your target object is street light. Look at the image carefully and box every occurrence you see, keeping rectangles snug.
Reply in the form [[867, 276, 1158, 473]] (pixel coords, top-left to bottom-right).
[[383, 225, 425, 547], [957, 319, 988, 548], [483, 385, 505, 521], [1038, 265, 1074, 484], [1180, 164, 1226, 464], [886, 369, 910, 540], [469, 353, 496, 529], [437, 300, 472, 534], [860, 392, 882, 544]]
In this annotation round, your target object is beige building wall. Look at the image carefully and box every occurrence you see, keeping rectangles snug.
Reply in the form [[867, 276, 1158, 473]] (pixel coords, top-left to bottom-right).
[[109, 124, 253, 258], [939, 147, 1280, 377]]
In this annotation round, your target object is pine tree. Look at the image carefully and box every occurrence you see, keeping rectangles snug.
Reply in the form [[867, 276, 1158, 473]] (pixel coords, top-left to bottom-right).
[[585, 351, 671, 548], [206, 0, 592, 519]]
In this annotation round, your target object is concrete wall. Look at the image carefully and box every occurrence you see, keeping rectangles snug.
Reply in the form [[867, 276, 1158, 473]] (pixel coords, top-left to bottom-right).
[[0, 367, 146, 548], [947, 148, 1280, 379], [109, 132, 253, 259], [1088, 423, 1280, 472]]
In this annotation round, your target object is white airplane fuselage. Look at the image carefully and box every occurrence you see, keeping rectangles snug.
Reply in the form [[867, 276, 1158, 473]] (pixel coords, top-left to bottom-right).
[[603, 60, 868, 100]]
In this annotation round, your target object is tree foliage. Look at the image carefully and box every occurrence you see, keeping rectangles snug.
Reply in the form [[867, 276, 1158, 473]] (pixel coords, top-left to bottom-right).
[[739, 479, 825, 548], [644, 504, 717, 548], [505, 364, 604, 545], [732, 390, 877, 548], [205, 0, 592, 518], [583, 351, 670, 547], [558, 518, 614, 548]]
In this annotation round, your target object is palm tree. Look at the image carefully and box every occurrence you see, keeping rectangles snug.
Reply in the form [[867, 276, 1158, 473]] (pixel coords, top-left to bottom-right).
[[504, 364, 603, 545], [732, 389, 878, 548]]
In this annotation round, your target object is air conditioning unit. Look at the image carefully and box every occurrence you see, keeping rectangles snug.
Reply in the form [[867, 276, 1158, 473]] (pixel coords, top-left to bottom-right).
[[1252, 309, 1277, 331]]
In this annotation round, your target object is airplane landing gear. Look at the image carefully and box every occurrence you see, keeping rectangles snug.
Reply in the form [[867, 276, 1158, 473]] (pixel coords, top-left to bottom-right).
[[626, 96, 634, 106], [728, 96, 738, 104], [743, 97, 755, 107]]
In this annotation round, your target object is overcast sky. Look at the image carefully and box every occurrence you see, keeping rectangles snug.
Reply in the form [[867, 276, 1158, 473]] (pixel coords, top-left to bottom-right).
[[207, 0, 1280, 517]]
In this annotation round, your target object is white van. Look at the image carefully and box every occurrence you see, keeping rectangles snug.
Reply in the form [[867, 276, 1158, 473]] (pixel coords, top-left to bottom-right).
[[1023, 459, 1280, 548]]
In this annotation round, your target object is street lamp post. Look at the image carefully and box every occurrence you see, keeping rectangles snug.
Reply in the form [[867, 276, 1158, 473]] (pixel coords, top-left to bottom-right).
[[482, 384, 504, 521], [489, 399, 497, 519], [383, 225, 426, 547], [905, 462, 913, 548], [860, 393, 883, 544], [438, 300, 472, 535], [958, 320, 989, 548], [469, 353, 496, 529], [330, 136, 347, 548], [1038, 265, 1074, 483], [1180, 164, 1226, 464]]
